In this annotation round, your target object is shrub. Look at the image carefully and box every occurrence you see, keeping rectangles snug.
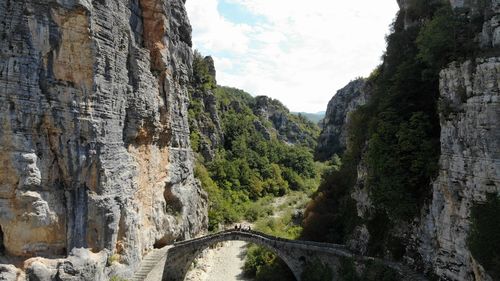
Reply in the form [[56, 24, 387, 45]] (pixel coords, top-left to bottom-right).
[[243, 244, 295, 281], [301, 259, 333, 281], [109, 276, 128, 281], [468, 193, 500, 280]]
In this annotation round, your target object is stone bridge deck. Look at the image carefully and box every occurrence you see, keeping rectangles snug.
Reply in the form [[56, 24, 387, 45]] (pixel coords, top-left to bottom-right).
[[132, 229, 428, 281]]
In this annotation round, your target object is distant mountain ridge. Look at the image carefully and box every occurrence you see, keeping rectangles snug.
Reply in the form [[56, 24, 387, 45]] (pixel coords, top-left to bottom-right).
[[291, 111, 325, 124]]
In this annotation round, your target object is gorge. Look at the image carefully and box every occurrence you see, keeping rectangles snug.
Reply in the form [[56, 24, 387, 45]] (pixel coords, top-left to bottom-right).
[[0, 0, 498, 280]]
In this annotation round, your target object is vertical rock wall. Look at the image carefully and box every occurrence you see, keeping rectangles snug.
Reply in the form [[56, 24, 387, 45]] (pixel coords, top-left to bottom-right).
[[321, 2, 499, 280], [315, 78, 370, 161], [416, 58, 499, 281], [0, 0, 207, 275]]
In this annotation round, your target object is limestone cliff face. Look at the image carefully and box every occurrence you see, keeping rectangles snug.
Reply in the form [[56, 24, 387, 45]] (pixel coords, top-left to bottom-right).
[[0, 0, 207, 279], [188, 55, 222, 161], [315, 78, 370, 161], [414, 57, 499, 281], [343, 1, 500, 280]]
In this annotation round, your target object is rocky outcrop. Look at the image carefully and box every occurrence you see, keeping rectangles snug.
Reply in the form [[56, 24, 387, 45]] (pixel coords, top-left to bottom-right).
[[188, 55, 222, 161], [315, 78, 370, 161], [345, 42, 499, 281], [253, 96, 318, 147], [23, 249, 109, 281], [414, 57, 499, 281], [398, 0, 500, 48], [343, 60, 499, 281], [330, 2, 500, 280], [0, 0, 207, 279]]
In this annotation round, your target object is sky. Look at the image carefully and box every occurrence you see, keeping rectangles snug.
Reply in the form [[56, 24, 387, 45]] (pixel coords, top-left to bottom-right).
[[186, 0, 400, 113]]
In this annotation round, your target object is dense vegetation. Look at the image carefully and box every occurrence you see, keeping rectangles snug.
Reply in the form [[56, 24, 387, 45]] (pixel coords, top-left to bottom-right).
[[302, 1, 483, 259], [189, 51, 325, 281], [243, 193, 321, 281], [468, 194, 500, 280], [189, 1, 494, 278]]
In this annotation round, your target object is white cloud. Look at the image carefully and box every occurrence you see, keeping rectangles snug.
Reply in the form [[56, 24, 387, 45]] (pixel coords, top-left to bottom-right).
[[186, 0, 251, 54], [186, 0, 399, 112]]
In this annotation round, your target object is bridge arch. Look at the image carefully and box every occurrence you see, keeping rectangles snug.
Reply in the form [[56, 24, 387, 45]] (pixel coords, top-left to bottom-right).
[[161, 230, 302, 281], [132, 229, 426, 281]]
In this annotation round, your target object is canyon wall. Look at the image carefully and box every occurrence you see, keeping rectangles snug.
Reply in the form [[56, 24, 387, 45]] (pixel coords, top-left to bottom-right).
[[315, 78, 370, 161], [414, 57, 499, 281], [314, 1, 499, 280], [0, 0, 207, 279]]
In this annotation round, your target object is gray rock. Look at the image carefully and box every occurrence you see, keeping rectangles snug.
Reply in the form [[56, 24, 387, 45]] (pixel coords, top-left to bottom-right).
[[415, 57, 499, 281], [24, 249, 108, 281], [315, 78, 370, 161], [0, 264, 24, 281], [0, 0, 207, 278]]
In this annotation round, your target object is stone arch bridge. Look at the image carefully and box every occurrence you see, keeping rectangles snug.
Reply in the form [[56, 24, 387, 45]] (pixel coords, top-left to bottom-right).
[[131, 229, 427, 281]]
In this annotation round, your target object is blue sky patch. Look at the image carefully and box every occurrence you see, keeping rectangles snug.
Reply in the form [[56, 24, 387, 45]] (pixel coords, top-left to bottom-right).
[[217, 0, 267, 25]]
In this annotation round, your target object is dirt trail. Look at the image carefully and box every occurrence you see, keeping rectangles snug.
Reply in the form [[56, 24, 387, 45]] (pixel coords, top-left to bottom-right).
[[185, 240, 253, 281], [185, 193, 307, 281]]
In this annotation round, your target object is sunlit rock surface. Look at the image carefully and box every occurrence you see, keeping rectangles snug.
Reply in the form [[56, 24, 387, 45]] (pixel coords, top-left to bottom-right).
[[0, 0, 207, 279]]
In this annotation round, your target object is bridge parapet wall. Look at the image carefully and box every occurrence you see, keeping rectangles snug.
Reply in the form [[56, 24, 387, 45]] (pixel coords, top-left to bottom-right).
[[132, 230, 429, 281]]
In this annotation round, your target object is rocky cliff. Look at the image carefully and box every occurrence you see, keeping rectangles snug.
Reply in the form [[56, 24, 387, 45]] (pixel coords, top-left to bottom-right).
[[387, 1, 499, 280], [315, 78, 370, 161], [414, 57, 499, 281], [253, 96, 319, 148], [305, 1, 499, 280], [188, 53, 222, 161], [0, 0, 207, 279], [355, 1, 500, 280]]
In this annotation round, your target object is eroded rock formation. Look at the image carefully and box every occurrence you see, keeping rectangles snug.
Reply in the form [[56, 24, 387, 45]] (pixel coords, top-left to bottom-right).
[[414, 57, 499, 281], [315, 78, 370, 161], [0, 0, 207, 279]]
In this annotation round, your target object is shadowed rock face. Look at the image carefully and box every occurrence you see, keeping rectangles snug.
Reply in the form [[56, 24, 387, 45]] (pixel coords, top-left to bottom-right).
[[0, 0, 207, 278], [315, 78, 370, 161], [414, 57, 500, 281]]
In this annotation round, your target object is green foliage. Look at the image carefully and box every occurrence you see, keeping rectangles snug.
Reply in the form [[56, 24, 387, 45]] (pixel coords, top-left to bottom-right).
[[417, 5, 481, 72], [109, 276, 128, 281], [107, 254, 121, 266], [254, 211, 302, 240], [243, 245, 295, 281], [192, 51, 216, 91], [301, 161, 360, 243], [243, 209, 303, 281], [368, 111, 439, 220], [468, 193, 500, 280], [301, 259, 333, 281]]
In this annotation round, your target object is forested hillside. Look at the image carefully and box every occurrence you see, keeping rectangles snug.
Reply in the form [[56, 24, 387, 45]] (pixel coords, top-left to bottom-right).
[[189, 52, 321, 231]]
